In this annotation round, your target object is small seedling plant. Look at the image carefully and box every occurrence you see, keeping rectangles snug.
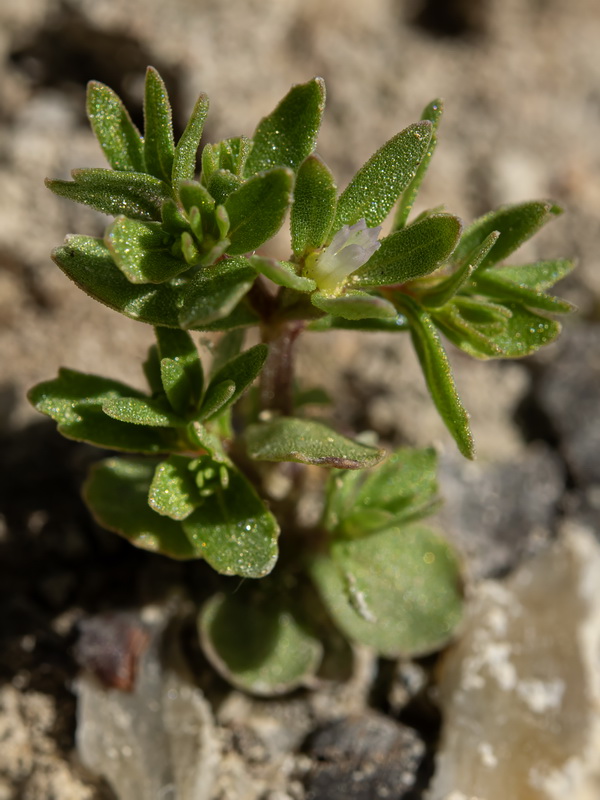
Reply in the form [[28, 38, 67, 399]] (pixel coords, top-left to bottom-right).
[[30, 69, 573, 694]]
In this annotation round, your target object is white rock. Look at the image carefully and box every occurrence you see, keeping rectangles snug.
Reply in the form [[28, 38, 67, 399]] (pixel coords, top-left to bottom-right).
[[428, 523, 600, 800]]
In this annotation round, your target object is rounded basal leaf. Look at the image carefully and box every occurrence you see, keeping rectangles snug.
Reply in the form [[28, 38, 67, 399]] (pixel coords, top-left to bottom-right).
[[332, 121, 432, 231], [352, 215, 462, 288], [291, 155, 337, 255], [84, 458, 197, 559], [224, 168, 294, 256], [86, 81, 145, 173], [199, 591, 323, 696], [182, 467, 279, 578], [244, 78, 326, 176], [245, 417, 386, 469], [310, 524, 463, 657], [106, 217, 188, 284]]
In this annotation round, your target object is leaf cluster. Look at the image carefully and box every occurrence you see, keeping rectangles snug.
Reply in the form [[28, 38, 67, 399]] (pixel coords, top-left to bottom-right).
[[30, 68, 573, 693]]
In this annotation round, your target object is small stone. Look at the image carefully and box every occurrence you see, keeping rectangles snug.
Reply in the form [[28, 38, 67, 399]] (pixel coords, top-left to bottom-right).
[[428, 524, 600, 800], [304, 712, 425, 800]]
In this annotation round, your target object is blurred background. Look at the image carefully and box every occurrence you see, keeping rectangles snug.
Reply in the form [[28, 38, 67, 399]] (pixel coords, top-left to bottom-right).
[[0, 2, 600, 797]]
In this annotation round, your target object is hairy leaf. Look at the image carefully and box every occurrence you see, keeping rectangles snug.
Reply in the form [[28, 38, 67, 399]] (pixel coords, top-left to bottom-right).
[[311, 291, 397, 320], [172, 93, 210, 185], [291, 155, 337, 255], [143, 67, 175, 183], [86, 81, 145, 172], [244, 78, 325, 176], [46, 169, 171, 221], [332, 122, 432, 230], [200, 343, 268, 421], [310, 524, 463, 656], [224, 168, 294, 255], [106, 217, 188, 283], [178, 257, 256, 328], [353, 214, 462, 287], [246, 417, 386, 469], [149, 455, 202, 520], [249, 256, 316, 292]]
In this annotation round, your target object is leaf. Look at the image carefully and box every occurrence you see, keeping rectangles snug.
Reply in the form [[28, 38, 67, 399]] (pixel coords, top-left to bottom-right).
[[451, 201, 562, 270], [325, 447, 439, 537], [245, 417, 386, 469], [489, 258, 575, 291], [290, 155, 337, 255], [182, 466, 279, 578], [309, 523, 463, 657], [199, 589, 322, 695], [200, 343, 268, 421], [142, 344, 163, 394], [28, 368, 174, 453], [155, 327, 204, 408], [178, 257, 256, 328], [421, 231, 500, 308], [244, 78, 326, 176], [352, 214, 462, 287], [178, 180, 215, 216], [149, 455, 202, 520], [84, 458, 197, 558], [397, 294, 474, 458], [143, 67, 175, 183], [105, 217, 188, 283], [102, 396, 182, 427], [332, 121, 432, 230], [207, 169, 243, 205], [249, 256, 316, 292], [198, 380, 235, 421], [393, 98, 443, 229], [307, 315, 410, 333], [311, 291, 397, 321], [473, 264, 575, 314], [46, 169, 171, 221], [224, 168, 294, 256], [209, 329, 246, 376], [172, 92, 210, 185], [53, 236, 258, 332], [86, 81, 145, 172]]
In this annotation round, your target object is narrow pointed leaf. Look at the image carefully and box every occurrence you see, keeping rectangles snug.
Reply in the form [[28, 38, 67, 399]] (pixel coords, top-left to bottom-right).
[[397, 295, 474, 458], [178, 257, 256, 328], [199, 590, 322, 695], [172, 93, 209, 185], [224, 168, 294, 255], [308, 315, 410, 333], [182, 467, 279, 578], [143, 67, 175, 183], [149, 455, 202, 520], [422, 231, 500, 308], [46, 169, 171, 221], [210, 329, 246, 377], [198, 380, 235, 421], [102, 396, 182, 427], [249, 256, 316, 292], [106, 217, 187, 283], [488, 259, 575, 291], [353, 214, 462, 287], [473, 265, 575, 313], [159, 358, 193, 414], [244, 78, 325, 176], [86, 81, 145, 172], [246, 417, 386, 469], [394, 99, 443, 229], [452, 201, 562, 270], [291, 155, 337, 255], [84, 458, 196, 558], [332, 122, 432, 230], [201, 343, 268, 420], [309, 524, 463, 657], [142, 344, 163, 394], [311, 291, 397, 320]]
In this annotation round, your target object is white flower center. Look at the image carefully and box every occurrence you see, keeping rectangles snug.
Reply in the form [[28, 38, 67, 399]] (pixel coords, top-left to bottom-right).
[[304, 219, 381, 294]]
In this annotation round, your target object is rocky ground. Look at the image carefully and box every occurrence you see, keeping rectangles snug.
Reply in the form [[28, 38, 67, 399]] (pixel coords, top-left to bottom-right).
[[1, 0, 600, 798]]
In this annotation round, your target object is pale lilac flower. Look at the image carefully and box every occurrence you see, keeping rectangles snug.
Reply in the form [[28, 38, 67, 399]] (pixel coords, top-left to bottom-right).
[[304, 219, 381, 295]]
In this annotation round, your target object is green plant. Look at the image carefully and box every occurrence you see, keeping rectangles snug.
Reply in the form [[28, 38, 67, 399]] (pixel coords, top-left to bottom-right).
[[29, 69, 573, 693]]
